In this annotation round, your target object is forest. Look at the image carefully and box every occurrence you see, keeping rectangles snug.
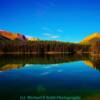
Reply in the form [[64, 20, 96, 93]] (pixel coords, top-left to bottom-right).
[[0, 40, 90, 54]]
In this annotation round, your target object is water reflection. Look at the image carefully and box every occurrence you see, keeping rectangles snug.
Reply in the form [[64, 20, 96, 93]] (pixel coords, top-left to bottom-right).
[[84, 56, 100, 70], [0, 54, 100, 100], [0, 54, 100, 71]]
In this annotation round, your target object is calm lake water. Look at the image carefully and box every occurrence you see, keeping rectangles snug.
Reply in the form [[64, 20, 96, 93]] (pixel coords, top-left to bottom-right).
[[0, 54, 100, 100]]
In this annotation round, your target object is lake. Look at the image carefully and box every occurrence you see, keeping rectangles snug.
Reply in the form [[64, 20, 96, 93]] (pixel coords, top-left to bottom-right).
[[0, 54, 100, 100]]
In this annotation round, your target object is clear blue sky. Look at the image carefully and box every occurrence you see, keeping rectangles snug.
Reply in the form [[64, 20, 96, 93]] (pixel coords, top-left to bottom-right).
[[0, 0, 100, 42]]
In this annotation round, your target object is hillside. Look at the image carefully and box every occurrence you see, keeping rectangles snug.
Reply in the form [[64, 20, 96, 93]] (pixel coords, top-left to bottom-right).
[[80, 32, 100, 44], [0, 30, 27, 41]]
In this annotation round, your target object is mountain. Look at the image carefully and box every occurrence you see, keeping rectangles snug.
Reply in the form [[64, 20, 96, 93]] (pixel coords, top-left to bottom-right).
[[80, 32, 100, 44], [0, 30, 27, 41], [27, 37, 40, 41]]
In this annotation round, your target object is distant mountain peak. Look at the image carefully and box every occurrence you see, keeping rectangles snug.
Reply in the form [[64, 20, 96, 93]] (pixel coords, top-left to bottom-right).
[[80, 32, 100, 44], [91, 32, 100, 37], [0, 30, 27, 41]]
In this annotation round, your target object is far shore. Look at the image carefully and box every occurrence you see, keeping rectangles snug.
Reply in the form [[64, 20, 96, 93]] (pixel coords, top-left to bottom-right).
[[0, 51, 95, 55]]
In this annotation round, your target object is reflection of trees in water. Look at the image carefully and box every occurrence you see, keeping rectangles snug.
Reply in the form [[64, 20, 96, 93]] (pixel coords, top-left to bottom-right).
[[0, 54, 89, 64], [0, 54, 100, 71], [88, 56, 100, 70]]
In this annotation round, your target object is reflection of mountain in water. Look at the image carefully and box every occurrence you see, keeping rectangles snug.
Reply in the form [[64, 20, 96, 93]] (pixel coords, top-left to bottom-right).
[[0, 54, 100, 71], [0, 64, 24, 71], [84, 56, 100, 70]]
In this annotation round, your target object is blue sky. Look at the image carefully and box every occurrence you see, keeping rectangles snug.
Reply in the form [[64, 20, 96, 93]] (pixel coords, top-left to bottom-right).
[[0, 0, 100, 42]]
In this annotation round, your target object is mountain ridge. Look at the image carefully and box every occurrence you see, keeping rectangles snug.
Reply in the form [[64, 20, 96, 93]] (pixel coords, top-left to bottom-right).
[[0, 30, 27, 41], [80, 32, 100, 44]]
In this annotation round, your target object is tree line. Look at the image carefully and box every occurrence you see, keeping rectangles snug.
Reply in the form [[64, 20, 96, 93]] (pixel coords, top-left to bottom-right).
[[0, 40, 90, 54]]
